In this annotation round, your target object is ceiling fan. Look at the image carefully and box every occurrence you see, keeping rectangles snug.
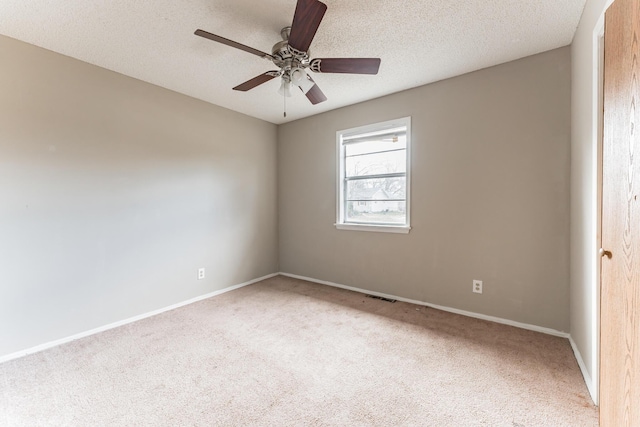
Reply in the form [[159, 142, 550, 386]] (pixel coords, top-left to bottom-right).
[[194, 0, 381, 107]]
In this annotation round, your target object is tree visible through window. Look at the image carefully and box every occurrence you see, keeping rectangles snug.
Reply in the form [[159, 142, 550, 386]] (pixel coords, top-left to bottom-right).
[[337, 117, 411, 231]]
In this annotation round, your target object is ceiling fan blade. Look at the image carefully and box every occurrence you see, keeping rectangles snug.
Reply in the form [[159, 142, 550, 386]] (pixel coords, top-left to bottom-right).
[[310, 58, 381, 75], [233, 72, 279, 92], [288, 0, 327, 53], [300, 76, 327, 105], [195, 29, 273, 59]]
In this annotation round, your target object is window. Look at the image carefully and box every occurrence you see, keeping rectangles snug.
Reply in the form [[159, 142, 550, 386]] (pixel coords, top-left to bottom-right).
[[336, 117, 411, 233]]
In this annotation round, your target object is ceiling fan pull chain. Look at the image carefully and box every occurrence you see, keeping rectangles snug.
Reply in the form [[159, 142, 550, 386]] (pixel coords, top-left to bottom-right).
[[284, 92, 287, 118]]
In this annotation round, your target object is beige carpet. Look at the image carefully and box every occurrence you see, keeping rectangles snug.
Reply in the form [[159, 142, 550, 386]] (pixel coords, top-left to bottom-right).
[[0, 275, 597, 426]]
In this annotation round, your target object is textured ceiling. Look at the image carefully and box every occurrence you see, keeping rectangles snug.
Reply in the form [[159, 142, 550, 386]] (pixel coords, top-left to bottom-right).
[[0, 0, 586, 124]]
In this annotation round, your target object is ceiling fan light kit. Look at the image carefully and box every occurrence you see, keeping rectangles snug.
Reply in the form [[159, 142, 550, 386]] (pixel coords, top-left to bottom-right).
[[291, 68, 315, 94], [278, 78, 293, 98], [194, 0, 381, 110]]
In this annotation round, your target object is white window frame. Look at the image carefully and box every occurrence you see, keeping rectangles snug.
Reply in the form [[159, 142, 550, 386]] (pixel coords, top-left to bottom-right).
[[335, 117, 411, 234]]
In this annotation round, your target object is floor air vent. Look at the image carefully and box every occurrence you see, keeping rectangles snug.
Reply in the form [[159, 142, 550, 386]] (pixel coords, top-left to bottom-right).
[[366, 295, 397, 303]]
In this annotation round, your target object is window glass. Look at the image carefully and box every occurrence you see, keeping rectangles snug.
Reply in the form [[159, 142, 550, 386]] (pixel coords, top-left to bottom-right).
[[337, 117, 411, 231]]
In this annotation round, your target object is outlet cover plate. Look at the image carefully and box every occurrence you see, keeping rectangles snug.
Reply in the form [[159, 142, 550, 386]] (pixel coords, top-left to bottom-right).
[[473, 280, 483, 294], [198, 268, 205, 280]]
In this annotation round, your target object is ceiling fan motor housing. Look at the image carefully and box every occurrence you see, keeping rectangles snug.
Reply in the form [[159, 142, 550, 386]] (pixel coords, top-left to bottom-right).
[[271, 26, 310, 77]]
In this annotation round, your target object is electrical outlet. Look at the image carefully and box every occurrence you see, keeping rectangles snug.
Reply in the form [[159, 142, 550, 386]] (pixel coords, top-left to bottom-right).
[[198, 268, 205, 280], [473, 280, 483, 294]]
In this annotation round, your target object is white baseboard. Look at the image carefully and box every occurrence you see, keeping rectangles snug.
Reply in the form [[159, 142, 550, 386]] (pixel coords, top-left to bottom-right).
[[569, 336, 598, 405], [279, 272, 570, 338], [0, 273, 279, 364]]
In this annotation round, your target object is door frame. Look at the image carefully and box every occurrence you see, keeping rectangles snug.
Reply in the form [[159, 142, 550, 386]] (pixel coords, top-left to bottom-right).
[[593, 18, 604, 407]]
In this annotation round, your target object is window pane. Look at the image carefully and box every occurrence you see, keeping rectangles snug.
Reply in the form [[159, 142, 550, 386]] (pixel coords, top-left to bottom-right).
[[346, 177, 406, 201], [346, 149, 406, 177], [345, 135, 407, 157], [346, 201, 406, 224], [338, 117, 410, 229]]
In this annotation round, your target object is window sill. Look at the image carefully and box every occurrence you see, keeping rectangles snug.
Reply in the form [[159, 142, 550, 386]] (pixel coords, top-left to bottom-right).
[[335, 223, 411, 234]]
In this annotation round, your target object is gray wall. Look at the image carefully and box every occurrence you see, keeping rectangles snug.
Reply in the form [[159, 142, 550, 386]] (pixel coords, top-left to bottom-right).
[[279, 47, 572, 332], [0, 33, 576, 359], [570, 0, 612, 402], [0, 36, 278, 357]]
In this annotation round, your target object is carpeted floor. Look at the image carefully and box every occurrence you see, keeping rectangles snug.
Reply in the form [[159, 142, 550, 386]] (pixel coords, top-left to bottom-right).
[[0, 275, 598, 426]]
